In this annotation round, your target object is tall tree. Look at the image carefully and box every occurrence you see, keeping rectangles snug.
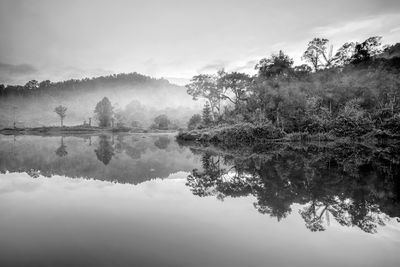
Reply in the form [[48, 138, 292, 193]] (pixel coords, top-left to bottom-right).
[[153, 114, 171, 129], [332, 42, 356, 66], [202, 102, 212, 126], [302, 38, 334, 71], [54, 105, 67, 127], [218, 72, 251, 107], [186, 74, 221, 118], [94, 97, 113, 127]]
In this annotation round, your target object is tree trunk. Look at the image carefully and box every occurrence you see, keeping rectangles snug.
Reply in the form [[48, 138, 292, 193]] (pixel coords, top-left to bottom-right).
[[276, 109, 280, 127]]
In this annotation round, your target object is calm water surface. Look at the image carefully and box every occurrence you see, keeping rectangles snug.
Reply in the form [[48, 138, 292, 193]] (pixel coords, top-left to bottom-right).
[[0, 134, 399, 267]]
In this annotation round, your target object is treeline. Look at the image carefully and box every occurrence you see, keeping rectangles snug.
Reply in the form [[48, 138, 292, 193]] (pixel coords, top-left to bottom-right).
[[51, 96, 180, 130], [0, 72, 171, 97], [184, 37, 400, 138]]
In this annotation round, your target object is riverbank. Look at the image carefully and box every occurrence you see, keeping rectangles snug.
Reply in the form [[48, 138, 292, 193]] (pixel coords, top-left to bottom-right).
[[176, 123, 400, 147], [0, 126, 183, 136], [0, 125, 134, 135]]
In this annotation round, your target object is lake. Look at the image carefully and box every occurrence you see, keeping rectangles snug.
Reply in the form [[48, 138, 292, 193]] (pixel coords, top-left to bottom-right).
[[0, 133, 399, 267]]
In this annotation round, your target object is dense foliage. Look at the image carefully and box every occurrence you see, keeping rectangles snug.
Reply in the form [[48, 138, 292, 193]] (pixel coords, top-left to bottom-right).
[[184, 36, 400, 138], [0, 72, 169, 97], [94, 97, 113, 127]]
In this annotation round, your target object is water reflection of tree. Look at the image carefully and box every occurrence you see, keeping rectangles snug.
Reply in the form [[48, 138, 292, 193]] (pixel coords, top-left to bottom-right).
[[186, 142, 400, 233], [154, 136, 171, 150], [55, 136, 68, 157], [95, 135, 115, 165]]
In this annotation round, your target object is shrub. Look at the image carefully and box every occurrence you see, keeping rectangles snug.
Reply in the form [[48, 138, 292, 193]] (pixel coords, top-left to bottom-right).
[[380, 114, 400, 134], [332, 115, 373, 137]]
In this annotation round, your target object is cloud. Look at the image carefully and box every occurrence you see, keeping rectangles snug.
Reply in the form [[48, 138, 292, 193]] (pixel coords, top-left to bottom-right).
[[390, 26, 400, 33], [0, 62, 37, 75], [164, 77, 190, 86], [0, 62, 113, 85], [312, 13, 400, 40], [231, 59, 258, 73], [0, 62, 38, 84], [197, 61, 228, 73]]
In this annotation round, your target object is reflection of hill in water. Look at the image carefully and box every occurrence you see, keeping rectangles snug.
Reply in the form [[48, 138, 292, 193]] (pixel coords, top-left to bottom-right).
[[0, 134, 201, 184], [184, 141, 400, 233]]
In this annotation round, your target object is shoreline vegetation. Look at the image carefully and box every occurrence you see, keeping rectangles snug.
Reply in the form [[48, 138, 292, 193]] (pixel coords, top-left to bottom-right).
[[176, 122, 400, 147], [177, 36, 400, 146], [0, 126, 178, 136], [1, 96, 183, 135]]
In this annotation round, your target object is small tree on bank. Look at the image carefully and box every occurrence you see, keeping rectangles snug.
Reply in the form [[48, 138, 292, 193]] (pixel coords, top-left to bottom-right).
[[94, 97, 113, 127], [152, 114, 171, 130], [54, 105, 67, 127]]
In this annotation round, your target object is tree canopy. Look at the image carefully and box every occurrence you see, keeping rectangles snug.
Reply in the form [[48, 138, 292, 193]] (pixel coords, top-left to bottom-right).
[[94, 97, 113, 127]]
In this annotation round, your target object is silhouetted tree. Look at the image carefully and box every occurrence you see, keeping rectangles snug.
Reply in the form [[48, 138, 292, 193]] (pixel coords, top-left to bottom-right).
[[186, 74, 221, 118], [351, 36, 382, 64], [218, 71, 251, 107], [302, 38, 334, 70]]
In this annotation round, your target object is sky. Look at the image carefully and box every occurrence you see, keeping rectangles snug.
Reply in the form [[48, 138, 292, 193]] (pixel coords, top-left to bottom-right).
[[0, 0, 400, 85]]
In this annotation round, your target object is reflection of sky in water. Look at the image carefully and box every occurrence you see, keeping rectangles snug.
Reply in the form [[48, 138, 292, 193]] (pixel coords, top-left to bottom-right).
[[0, 172, 399, 267]]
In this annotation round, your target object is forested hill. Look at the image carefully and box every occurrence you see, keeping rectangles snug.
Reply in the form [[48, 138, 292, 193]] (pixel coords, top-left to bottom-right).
[[0, 72, 200, 128], [0, 72, 171, 97]]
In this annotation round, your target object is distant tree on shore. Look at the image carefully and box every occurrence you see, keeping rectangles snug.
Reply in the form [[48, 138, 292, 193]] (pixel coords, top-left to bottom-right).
[[54, 105, 67, 127], [24, 80, 39, 90], [151, 114, 171, 130], [94, 97, 113, 127]]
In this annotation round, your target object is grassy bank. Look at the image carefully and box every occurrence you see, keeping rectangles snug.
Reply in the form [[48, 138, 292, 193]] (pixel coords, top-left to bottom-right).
[[176, 122, 400, 147], [0, 125, 133, 135]]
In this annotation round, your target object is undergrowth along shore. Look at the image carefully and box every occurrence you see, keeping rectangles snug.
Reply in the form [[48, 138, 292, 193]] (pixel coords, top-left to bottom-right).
[[176, 122, 400, 147]]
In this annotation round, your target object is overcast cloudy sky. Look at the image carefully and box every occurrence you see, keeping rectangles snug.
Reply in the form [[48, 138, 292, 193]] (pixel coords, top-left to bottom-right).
[[0, 0, 399, 85]]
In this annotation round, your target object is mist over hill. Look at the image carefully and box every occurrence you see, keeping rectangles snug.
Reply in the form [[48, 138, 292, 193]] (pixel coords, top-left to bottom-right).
[[0, 72, 202, 128]]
